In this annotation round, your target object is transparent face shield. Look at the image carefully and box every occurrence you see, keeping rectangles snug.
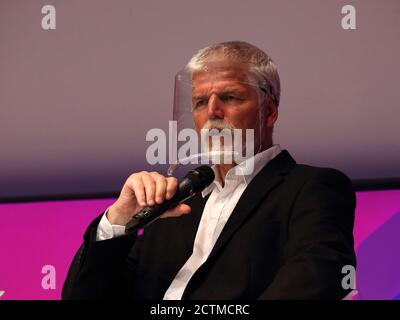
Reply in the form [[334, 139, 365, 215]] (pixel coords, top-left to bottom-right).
[[167, 60, 273, 177]]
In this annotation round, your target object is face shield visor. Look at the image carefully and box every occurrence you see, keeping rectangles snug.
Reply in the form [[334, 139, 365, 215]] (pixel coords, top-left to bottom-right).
[[167, 60, 274, 177]]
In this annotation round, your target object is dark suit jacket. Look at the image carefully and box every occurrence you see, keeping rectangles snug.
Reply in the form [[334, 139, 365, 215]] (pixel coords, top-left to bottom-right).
[[62, 150, 356, 300]]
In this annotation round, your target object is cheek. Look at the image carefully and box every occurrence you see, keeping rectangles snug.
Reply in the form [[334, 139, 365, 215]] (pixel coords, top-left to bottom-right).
[[192, 112, 206, 130], [227, 105, 259, 128]]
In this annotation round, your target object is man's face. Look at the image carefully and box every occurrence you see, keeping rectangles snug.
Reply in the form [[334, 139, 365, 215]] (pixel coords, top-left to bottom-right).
[[191, 61, 264, 153]]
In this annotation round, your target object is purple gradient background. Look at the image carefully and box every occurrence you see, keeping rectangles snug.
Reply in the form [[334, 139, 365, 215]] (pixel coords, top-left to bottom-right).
[[1, 0, 399, 198], [0, 190, 399, 300]]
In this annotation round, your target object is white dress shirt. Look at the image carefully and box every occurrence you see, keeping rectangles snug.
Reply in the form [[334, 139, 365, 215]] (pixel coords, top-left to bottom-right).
[[96, 144, 282, 299]]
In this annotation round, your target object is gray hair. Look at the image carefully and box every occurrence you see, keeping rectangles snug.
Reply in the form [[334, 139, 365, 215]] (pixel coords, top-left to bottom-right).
[[185, 41, 281, 107]]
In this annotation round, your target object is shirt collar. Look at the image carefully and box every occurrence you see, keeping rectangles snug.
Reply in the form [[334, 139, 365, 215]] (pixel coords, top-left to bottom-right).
[[201, 144, 282, 197]]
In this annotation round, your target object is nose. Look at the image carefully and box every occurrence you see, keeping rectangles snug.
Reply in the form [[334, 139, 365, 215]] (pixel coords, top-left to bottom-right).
[[207, 94, 224, 119]]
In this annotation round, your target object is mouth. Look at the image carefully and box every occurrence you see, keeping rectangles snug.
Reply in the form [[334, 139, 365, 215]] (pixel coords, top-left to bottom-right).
[[207, 127, 235, 136], [208, 127, 224, 133]]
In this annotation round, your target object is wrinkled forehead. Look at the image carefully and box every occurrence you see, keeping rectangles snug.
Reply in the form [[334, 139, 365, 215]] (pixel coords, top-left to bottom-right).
[[191, 60, 251, 90]]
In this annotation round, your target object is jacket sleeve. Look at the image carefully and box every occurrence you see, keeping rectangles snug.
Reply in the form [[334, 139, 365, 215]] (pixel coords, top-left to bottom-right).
[[258, 168, 357, 300], [62, 213, 141, 299]]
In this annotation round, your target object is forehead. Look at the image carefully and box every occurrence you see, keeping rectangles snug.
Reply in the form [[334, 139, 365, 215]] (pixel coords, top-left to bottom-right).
[[191, 62, 251, 93]]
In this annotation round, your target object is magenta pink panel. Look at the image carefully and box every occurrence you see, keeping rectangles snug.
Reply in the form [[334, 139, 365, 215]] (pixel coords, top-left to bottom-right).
[[0, 190, 399, 299]]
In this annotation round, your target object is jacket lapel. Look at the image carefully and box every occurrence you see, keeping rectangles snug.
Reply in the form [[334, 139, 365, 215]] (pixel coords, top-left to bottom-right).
[[207, 149, 296, 260]]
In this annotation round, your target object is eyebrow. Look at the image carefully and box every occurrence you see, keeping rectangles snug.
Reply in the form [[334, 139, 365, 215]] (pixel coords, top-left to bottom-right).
[[192, 88, 246, 100]]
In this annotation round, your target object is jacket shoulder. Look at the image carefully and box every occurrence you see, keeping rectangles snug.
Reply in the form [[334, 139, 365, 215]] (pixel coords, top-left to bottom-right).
[[288, 163, 353, 188]]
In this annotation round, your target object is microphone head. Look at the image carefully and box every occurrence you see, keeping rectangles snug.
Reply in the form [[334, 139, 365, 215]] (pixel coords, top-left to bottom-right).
[[185, 165, 215, 193]]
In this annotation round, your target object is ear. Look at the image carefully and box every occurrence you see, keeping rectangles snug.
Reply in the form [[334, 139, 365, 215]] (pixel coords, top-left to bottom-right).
[[265, 103, 278, 127]]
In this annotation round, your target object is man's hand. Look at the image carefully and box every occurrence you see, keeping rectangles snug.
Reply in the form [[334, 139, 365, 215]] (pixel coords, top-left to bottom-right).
[[107, 171, 191, 226]]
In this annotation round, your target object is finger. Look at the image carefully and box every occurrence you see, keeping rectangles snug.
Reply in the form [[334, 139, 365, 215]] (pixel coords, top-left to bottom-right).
[[149, 172, 167, 204], [160, 203, 191, 218], [130, 175, 147, 207], [141, 172, 156, 206], [165, 177, 178, 200]]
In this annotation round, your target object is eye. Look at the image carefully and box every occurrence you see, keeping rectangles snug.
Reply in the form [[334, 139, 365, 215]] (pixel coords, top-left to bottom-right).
[[193, 99, 207, 110], [220, 94, 243, 103]]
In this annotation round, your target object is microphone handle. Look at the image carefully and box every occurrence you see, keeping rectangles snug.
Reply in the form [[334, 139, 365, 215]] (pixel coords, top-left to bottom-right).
[[125, 186, 195, 234]]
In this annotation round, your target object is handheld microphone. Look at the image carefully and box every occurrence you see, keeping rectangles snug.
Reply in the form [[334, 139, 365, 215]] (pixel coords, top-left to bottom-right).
[[125, 165, 215, 234]]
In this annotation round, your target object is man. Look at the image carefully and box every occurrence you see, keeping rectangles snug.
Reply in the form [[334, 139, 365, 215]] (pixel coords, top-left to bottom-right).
[[62, 41, 356, 300]]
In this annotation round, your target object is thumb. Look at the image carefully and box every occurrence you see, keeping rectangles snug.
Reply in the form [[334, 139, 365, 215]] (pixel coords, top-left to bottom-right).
[[160, 203, 191, 218]]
